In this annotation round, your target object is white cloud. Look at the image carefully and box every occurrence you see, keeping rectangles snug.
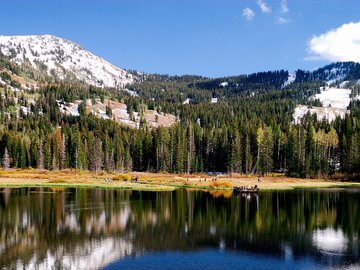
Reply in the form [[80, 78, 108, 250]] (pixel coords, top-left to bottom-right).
[[276, 17, 290, 24], [243, 8, 255, 21], [307, 22, 360, 63], [256, 0, 271, 13], [280, 0, 289, 13]]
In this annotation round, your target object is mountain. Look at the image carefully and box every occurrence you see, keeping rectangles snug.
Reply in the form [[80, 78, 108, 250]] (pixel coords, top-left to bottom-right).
[[0, 34, 137, 89], [2, 38, 360, 176], [194, 62, 360, 92], [1, 34, 359, 94]]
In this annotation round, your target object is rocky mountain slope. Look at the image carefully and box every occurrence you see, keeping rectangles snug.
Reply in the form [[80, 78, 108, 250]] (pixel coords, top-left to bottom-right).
[[2, 35, 360, 128], [0, 35, 137, 89]]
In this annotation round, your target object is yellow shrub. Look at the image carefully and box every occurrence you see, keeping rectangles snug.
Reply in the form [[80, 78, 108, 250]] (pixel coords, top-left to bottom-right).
[[113, 174, 131, 181], [48, 179, 67, 184], [209, 180, 232, 188], [33, 175, 49, 179]]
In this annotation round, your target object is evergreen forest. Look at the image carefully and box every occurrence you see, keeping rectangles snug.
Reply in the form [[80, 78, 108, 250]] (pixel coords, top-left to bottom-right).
[[1, 56, 360, 179]]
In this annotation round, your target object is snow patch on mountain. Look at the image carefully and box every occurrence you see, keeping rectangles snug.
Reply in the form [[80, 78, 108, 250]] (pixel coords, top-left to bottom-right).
[[57, 100, 81, 117], [283, 72, 296, 87], [338, 81, 349, 88], [123, 88, 139, 97], [312, 87, 351, 110], [0, 35, 137, 89], [293, 104, 348, 124], [211, 97, 218, 103], [219, 82, 229, 87], [183, 98, 191, 104], [293, 87, 353, 123]]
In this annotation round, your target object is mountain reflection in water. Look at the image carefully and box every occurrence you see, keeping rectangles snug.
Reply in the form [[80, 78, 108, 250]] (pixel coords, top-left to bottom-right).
[[0, 187, 359, 269]]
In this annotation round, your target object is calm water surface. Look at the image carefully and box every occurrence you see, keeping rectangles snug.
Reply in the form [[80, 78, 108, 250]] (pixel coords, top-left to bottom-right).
[[0, 187, 359, 269]]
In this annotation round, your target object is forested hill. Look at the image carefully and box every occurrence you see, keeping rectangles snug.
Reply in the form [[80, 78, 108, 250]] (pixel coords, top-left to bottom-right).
[[1, 41, 360, 178], [295, 62, 360, 83], [189, 70, 289, 92]]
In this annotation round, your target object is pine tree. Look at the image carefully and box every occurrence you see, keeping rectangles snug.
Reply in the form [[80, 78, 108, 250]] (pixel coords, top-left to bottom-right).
[[228, 127, 241, 174], [89, 135, 103, 173], [175, 125, 185, 172], [61, 133, 66, 169], [305, 124, 316, 178], [38, 142, 44, 169], [186, 123, 195, 174], [244, 133, 252, 175], [55, 126, 63, 170]]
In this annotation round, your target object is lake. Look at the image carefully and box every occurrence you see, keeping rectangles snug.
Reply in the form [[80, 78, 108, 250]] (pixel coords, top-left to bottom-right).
[[0, 187, 359, 269]]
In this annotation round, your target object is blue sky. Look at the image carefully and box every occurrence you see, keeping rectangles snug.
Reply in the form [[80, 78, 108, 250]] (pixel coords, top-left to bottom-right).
[[1, 0, 360, 77]]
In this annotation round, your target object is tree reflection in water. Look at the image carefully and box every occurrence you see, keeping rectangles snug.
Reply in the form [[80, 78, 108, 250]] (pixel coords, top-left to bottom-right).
[[0, 187, 359, 269]]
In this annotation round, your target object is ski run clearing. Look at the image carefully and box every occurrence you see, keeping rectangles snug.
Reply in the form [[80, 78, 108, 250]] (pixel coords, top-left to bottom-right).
[[293, 87, 357, 124]]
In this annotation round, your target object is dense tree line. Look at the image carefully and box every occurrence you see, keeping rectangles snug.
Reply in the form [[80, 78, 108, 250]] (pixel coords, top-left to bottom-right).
[[1, 80, 360, 179], [1, 56, 360, 178], [191, 70, 289, 91]]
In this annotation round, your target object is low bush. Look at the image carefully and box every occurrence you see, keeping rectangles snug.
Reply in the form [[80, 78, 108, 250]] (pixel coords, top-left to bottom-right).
[[113, 174, 131, 181], [209, 180, 232, 188], [48, 179, 67, 183], [33, 175, 49, 179]]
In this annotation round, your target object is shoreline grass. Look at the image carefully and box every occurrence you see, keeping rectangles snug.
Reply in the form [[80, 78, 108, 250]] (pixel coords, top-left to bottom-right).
[[0, 169, 359, 192]]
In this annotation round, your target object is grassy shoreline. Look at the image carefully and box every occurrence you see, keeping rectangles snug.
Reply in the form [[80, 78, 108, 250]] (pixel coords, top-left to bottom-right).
[[0, 169, 359, 192]]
